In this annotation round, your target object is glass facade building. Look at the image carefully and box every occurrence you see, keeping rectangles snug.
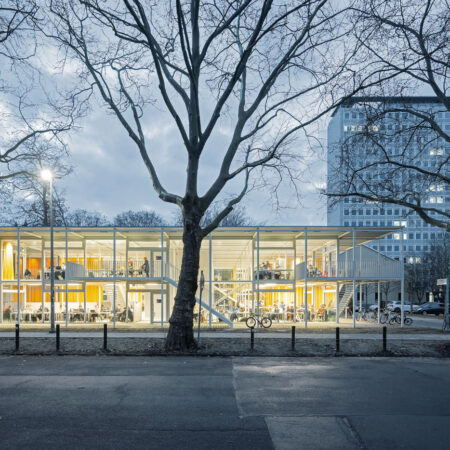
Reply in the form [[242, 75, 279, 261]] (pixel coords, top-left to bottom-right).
[[327, 96, 449, 263], [0, 226, 403, 327]]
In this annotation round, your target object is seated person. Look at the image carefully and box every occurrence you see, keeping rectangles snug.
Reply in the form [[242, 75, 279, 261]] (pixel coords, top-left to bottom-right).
[[24, 269, 33, 279]]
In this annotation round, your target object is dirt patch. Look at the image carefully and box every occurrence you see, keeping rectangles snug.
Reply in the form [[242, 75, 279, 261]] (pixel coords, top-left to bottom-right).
[[1, 336, 448, 357]]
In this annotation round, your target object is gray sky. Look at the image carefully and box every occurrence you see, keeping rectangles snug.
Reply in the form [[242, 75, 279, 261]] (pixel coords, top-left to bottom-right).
[[61, 103, 328, 226]]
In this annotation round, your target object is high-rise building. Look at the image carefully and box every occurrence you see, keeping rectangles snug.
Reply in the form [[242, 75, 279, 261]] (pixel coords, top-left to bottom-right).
[[327, 96, 449, 262]]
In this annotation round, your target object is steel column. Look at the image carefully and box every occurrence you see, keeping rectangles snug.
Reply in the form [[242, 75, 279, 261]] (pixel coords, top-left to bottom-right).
[[352, 229, 356, 329], [17, 228, 20, 325], [304, 228, 308, 328]]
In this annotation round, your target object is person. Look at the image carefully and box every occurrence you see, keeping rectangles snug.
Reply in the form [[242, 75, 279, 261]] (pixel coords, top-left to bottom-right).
[[141, 257, 150, 277], [230, 306, 239, 322], [128, 258, 133, 276]]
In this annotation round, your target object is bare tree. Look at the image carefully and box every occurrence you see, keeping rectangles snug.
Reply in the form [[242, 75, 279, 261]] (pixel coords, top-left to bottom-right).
[[114, 210, 165, 227], [173, 203, 251, 226], [2, 149, 72, 226], [65, 209, 109, 226], [45, 0, 380, 349], [0, 1, 87, 202], [406, 235, 450, 303], [327, 0, 450, 231]]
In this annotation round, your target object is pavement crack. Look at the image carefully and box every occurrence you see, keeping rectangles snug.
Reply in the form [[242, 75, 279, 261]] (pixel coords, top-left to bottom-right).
[[339, 416, 367, 449]]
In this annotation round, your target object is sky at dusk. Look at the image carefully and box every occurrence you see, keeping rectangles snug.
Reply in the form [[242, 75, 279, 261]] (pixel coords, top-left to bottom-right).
[[60, 102, 329, 226]]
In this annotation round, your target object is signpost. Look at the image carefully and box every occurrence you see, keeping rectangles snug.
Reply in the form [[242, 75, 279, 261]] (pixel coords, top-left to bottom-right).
[[197, 270, 205, 343], [438, 278, 449, 332]]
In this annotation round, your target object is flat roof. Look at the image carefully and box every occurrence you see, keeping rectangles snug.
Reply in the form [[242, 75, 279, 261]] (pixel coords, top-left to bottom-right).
[[331, 96, 446, 116], [0, 226, 400, 251]]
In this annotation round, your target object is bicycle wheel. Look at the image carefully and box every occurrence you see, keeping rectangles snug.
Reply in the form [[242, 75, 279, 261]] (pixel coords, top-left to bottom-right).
[[389, 317, 397, 325], [404, 317, 413, 325], [261, 317, 272, 328], [380, 314, 388, 324], [395, 315, 401, 324], [246, 317, 257, 328]]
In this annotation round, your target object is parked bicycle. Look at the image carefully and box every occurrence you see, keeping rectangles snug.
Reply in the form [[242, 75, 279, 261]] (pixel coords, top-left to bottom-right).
[[245, 315, 272, 328], [385, 311, 413, 326]]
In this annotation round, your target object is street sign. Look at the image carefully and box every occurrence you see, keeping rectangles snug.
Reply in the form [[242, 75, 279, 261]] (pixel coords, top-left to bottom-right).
[[437, 279, 448, 286]]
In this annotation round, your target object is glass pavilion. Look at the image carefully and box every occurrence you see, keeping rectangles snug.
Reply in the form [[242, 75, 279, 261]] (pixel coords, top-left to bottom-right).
[[0, 226, 404, 327]]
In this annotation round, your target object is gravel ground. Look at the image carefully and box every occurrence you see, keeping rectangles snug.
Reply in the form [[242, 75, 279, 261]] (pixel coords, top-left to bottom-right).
[[2, 336, 450, 357]]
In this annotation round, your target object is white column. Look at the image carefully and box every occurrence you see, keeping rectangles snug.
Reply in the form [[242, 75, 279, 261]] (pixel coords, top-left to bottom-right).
[[304, 228, 308, 328], [256, 228, 260, 325], [113, 228, 116, 329], [209, 233, 212, 328], [65, 229, 68, 328], [336, 238, 340, 323], [17, 228, 20, 325], [400, 230, 405, 328], [160, 227, 164, 328], [352, 229, 356, 329], [336, 281, 340, 324], [378, 239, 381, 323], [293, 238, 297, 323]]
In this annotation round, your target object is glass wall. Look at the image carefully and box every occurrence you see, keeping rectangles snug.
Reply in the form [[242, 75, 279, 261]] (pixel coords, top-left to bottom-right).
[[0, 226, 402, 327]]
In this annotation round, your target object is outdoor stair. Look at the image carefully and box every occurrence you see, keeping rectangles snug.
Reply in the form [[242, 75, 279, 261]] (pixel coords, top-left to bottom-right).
[[338, 284, 354, 317], [164, 275, 233, 327]]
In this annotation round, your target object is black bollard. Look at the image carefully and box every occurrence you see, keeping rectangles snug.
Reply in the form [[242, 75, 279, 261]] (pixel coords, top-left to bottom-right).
[[250, 326, 254, 350], [15, 324, 19, 351], [383, 326, 387, 352], [336, 327, 340, 353], [103, 323, 107, 350], [291, 326, 296, 351], [56, 324, 60, 351]]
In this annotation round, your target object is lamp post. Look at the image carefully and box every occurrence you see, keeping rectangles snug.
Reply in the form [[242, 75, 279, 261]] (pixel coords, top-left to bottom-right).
[[41, 169, 55, 333]]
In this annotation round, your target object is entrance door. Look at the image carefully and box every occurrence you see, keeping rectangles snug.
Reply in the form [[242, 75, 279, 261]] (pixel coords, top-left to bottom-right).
[[151, 292, 162, 323]]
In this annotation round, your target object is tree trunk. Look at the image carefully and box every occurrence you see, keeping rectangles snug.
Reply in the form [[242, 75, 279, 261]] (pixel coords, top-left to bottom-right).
[[165, 222, 203, 351]]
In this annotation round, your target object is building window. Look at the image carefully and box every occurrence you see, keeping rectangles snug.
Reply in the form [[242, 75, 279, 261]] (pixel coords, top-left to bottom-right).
[[394, 246, 399, 251], [358, 210, 363, 215], [416, 245, 421, 251], [380, 246, 385, 251], [366, 210, 371, 215], [387, 246, 392, 251], [344, 221, 349, 226], [358, 221, 363, 226], [416, 233, 421, 239], [409, 233, 413, 239], [373, 221, 378, 226], [387, 209, 392, 215], [344, 209, 349, 215], [351, 210, 356, 215], [373, 210, 378, 216]]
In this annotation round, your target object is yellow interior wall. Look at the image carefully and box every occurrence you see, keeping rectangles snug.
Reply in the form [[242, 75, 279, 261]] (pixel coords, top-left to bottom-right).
[[2, 242, 15, 279]]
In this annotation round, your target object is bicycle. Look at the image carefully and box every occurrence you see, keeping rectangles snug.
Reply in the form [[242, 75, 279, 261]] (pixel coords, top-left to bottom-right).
[[389, 312, 413, 326], [245, 315, 272, 328]]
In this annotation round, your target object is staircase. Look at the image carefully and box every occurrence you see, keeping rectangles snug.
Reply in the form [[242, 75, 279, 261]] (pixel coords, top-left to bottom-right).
[[338, 284, 354, 317], [103, 283, 126, 307], [165, 264, 233, 327]]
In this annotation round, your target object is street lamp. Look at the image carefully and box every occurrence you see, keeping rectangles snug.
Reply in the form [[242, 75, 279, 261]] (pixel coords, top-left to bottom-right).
[[41, 169, 55, 333]]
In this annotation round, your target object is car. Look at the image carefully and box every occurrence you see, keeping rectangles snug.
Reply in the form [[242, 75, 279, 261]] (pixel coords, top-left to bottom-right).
[[414, 302, 445, 316], [387, 301, 419, 313]]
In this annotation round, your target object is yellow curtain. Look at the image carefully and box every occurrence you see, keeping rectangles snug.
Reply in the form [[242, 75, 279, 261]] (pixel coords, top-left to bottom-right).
[[2, 242, 14, 279]]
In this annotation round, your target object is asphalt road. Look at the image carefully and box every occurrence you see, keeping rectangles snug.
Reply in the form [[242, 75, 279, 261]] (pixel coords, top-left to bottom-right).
[[412, 315, 444, 330], [1, 356, 450, 449]]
